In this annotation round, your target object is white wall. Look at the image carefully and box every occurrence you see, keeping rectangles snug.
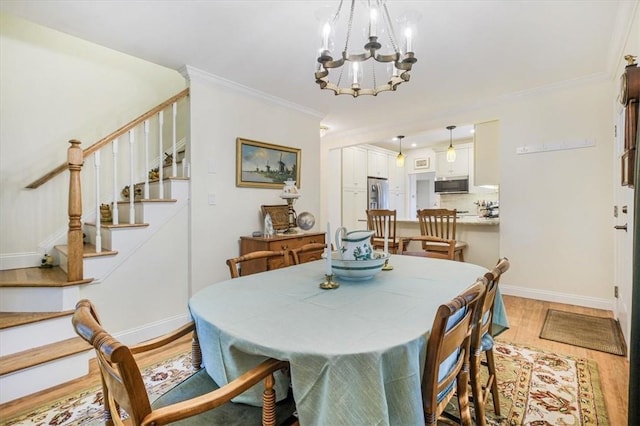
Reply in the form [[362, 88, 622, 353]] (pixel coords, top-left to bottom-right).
[[499, 81, 613, 304], [184, 68, 322, 294], [0, 13, 185, 261]]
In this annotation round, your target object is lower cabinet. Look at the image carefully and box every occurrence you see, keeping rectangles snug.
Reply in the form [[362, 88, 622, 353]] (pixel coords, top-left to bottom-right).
[[239, 232, 326, 275], [342, 188, 367, 231]]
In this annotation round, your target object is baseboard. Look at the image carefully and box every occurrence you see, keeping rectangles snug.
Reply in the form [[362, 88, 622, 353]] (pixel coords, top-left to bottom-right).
[[114, 312, 192, 346], [501, 284, 614, 311], [0, 252, 43, 270]]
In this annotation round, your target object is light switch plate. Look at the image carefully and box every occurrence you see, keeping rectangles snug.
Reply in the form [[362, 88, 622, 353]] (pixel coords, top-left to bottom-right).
[[208, 193, 216, 205]]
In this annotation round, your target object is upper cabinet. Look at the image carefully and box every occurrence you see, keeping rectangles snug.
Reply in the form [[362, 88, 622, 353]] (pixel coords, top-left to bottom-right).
[[367, 150, 388, 178], [387, 155, 406, 193], [473, 120, 500, 186], [436, 146, 470, 178], [342, 146, 367, 189]]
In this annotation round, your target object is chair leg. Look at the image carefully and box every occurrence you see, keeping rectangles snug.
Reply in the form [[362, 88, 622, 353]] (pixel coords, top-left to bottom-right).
[[486, 349, 501, 416], [469, 353, 487, 426], [262, 373, 277, 426], [456, 370, 473, 426]]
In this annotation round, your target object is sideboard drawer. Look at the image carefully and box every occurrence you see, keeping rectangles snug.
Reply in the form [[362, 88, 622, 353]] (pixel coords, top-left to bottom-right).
[[239, 232, 326, 274]]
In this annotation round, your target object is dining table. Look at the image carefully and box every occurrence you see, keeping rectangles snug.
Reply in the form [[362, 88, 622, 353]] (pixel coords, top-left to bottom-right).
[[188, 254, 509, 426]]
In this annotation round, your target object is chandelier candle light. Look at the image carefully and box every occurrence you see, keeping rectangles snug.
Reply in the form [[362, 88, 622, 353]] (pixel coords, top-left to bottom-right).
[[315, 0, 419, 97]]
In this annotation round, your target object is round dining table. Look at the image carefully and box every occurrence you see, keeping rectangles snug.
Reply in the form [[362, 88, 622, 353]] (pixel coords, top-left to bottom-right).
[[189, 254, 507, 426]]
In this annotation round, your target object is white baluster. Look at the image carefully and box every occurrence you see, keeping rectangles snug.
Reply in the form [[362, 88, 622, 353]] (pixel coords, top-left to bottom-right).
[[144, 120, 150, 199], [112, 138, 119, 225], [158, 111, 165, 199], [172, 102, 177, 177], [129, 129, 135, 225], [94, 151, 102, 253]]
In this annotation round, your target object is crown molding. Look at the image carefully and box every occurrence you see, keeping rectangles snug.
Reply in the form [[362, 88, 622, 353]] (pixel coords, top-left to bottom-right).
[[179, 65, 324, 119]]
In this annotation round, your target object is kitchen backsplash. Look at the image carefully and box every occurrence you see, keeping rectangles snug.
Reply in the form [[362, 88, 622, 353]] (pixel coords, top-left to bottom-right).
[[438, 192, 499, 216]]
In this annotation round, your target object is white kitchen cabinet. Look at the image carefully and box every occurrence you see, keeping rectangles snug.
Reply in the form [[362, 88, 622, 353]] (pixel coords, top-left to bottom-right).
[[436, 147, 470, 178], [342, 146, 367, 189], [387, 154, 406, 193], [474, 120, 500, 186], [367, 150, 388, 178], [342, 188, 367, 231], [388, 191, 405, 218]]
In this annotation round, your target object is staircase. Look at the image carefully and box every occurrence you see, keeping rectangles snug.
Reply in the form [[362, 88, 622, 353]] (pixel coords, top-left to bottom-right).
[[0, 90, 189, 405]]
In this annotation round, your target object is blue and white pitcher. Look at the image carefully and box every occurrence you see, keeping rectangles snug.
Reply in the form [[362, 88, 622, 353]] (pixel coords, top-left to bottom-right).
[[335, 227, 374, 260]]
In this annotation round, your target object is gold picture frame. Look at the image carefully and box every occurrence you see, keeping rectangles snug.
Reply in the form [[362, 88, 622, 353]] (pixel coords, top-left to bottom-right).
[[236, 138, 301, 189]]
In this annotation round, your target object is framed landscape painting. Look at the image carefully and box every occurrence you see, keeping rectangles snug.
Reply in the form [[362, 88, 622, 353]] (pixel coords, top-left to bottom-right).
[[236, 138, 301, 189]]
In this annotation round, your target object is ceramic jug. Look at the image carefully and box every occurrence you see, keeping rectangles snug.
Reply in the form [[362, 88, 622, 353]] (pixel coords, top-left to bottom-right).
[[335, 227, 374, 260]]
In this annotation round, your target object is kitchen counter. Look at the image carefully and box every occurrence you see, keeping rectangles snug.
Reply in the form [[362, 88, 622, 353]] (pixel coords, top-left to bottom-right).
[[395, 217, 500, 269], [398, 216, 499, 226]]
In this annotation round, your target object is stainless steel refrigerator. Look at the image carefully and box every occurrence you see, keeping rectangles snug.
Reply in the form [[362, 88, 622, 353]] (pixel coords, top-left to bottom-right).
[[367, 177, 389, 210]]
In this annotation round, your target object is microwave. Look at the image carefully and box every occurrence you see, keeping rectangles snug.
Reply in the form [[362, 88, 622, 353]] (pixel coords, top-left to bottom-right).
[[434, 177, 469, 194]]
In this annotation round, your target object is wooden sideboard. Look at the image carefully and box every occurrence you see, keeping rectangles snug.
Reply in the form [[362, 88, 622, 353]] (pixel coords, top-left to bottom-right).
[[239, 232, 326, 274]]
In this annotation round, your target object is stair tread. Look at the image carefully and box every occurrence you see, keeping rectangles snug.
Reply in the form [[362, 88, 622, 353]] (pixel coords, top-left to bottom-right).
[[83, 222, 150, 228], [0, 310, 74, 329], [0, 266, 92, 288], [55, 243, 118, 258], [116, 199, 177, 204], [0, 336, 91, 376]]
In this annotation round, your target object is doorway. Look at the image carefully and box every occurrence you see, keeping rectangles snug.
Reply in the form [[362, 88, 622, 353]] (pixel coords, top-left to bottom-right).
[[408, 172, 436, 220]]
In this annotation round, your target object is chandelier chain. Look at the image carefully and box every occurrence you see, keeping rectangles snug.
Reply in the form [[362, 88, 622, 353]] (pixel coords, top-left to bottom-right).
[[381, 2, 400, 53], [343, 0, 355, 53]]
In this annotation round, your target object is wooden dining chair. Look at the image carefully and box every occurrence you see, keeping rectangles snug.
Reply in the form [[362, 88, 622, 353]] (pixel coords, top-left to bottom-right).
[[469, 257, 510, 426], [397, 235, 456, 260], [417, 208, 468, 261], [71, 299, 296, 426], [366, 209, 401, 254], [226, 250, 290, 278], [421, 277, 486, 426], [291, 242, 330, 265]]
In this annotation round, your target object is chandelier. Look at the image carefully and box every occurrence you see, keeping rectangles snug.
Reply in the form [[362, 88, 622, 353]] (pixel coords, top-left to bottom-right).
[[314, 0, 419, 97]]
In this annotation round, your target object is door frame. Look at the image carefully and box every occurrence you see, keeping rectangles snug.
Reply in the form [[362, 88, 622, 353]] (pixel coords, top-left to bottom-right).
[[613, 104, 633, 354]]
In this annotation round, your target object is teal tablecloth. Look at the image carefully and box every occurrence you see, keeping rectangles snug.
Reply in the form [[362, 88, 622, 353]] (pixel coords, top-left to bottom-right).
[[189, 255, 508, 426]]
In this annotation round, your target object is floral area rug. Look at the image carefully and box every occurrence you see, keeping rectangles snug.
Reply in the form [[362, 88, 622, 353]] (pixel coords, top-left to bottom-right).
[[3, 342, 608, 426], [445, 341, 609, 425], [3, 351, 194, 426]]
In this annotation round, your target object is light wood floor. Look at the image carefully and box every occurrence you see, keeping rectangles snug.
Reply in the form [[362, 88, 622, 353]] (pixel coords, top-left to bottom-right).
[[497, 295, 629, 425], [0, 296, 629, 423]]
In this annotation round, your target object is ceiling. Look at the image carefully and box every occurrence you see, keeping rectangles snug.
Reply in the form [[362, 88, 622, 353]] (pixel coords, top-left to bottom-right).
[[0, 1, 635, 151]]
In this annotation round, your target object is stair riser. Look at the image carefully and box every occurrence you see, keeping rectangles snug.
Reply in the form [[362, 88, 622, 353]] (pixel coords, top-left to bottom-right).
[[0, 316, 77, 356], [0, 351, 90, 404], [0, 286, 79, 313], [120, 178, 186, 204]]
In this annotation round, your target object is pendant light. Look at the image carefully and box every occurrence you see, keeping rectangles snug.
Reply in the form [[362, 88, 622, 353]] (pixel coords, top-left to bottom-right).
[[446, 125, 456, 163], [396, 135, 405, 167]]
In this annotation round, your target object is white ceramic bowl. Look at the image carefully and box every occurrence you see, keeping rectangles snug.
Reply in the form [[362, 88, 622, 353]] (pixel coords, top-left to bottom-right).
[[325, 251, 389, 281]]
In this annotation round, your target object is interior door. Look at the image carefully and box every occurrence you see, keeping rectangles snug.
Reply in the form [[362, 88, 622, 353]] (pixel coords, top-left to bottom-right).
[[614, 106, 634, 352]]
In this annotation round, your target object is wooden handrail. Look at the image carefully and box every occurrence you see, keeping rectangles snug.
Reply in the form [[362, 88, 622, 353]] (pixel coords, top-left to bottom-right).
[[25, 88, 190, 189]]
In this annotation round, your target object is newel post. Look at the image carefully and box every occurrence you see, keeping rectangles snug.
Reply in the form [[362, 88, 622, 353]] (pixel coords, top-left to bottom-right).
[[67, 139, 84, 282]]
